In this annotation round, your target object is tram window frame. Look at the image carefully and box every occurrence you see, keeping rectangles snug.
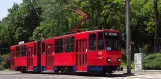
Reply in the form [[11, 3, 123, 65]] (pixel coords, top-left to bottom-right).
[[89, 33, 96, 50], [55, 38, 63, 53], [16, 46, 20, 57], [65, 37, 74, 52]]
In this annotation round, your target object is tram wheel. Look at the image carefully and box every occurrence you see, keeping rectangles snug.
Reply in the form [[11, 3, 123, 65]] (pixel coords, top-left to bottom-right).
[[20, 67, 26, 73]]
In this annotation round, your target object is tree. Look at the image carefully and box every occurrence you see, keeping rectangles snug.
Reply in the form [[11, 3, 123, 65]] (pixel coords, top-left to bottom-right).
[[153, 0, 160, 53], [0, 0, 42, 45], [31, 0, 74, 40]]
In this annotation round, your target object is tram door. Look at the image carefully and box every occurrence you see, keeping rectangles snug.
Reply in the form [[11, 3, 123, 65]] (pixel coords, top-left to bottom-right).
[[27, 48, 33, 70], [46, 45, 53, 70], [76, 39, 87, 72]]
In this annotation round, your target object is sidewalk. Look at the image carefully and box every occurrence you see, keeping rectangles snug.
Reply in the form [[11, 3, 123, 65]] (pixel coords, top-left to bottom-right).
[[120, 69, 161, 75], [0, 70, 19, 75]]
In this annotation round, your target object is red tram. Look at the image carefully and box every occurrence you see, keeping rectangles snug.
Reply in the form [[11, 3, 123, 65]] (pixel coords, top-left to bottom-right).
[[10, 9, 122, 74], [10, 30, 122, 74]]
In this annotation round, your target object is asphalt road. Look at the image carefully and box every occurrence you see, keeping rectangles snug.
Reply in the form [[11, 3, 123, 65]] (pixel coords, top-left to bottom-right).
[[0, 70, 161, 79]]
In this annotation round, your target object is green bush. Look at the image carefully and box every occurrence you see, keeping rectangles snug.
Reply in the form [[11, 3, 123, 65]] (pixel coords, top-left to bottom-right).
[[0, 54, 10, 70], [144, 53, 161, 70], [121, 49, 127, 62]]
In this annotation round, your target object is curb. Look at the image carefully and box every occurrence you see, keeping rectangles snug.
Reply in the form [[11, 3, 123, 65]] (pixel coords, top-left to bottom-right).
[[123, 69, 161, 73]]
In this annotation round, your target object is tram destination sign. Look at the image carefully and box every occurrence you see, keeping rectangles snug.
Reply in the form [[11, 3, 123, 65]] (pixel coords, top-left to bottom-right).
[[105, 32, 117, 36]]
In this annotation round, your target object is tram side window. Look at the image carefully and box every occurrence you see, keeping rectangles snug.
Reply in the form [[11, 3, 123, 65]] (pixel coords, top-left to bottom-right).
[[98, 32, 104, 50], [21, 45, 26, 56], [76, 41, 78, 52], [65, 37, 74, 52], [34, 43, 36, 55], [16, 46, 20, 57], [55, 39, 63, 53], [42, 42, 45, 54], [89, 34, 96, 50], [81, 41, 84, 52]]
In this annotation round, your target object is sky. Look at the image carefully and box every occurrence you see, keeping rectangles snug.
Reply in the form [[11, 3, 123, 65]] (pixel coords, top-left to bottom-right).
[[0, 0, 22, 20]]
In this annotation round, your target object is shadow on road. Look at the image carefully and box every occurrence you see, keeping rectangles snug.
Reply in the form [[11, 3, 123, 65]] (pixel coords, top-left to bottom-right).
[[3, 71, 135, 78], [75, 73, 135, 78], [40, 72, 135, 78]]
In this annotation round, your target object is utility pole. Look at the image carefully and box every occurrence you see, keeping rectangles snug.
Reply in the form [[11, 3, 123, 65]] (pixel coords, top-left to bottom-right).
[[125, 0, 131, 74], [154, 0, 160, 53]]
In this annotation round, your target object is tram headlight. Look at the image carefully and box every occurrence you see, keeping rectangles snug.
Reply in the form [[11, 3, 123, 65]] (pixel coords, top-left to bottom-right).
[[117, 58, 121, 62], [107, 58, 111, 62]]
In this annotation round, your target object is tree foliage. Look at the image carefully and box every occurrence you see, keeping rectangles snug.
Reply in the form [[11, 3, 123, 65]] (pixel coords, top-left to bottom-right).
[[0, 0, 161, 53], [0, 0, 42, 46]]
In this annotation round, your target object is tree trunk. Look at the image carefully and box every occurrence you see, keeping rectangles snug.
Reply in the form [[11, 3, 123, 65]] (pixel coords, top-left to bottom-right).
[[154, 0, 160, 53]]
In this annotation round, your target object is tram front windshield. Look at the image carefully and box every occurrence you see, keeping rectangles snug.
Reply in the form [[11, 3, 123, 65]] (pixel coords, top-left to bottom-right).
[[104, 32, 120, 50]]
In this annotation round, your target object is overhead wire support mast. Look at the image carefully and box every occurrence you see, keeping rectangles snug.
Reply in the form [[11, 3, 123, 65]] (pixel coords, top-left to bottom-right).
[[125, 0, 132, 75], [65, 8, 88, 33]]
